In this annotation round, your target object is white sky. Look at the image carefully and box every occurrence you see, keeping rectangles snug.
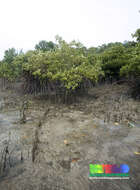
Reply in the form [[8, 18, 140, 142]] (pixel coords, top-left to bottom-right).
[[0, 0, 140, 59]]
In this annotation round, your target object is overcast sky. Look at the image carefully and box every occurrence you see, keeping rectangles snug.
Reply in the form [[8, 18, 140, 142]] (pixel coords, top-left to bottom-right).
[[0, 0, 140, 59]]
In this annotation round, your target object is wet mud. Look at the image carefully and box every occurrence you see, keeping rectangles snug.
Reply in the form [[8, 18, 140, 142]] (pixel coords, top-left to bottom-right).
[[0, 84, 140, 190]]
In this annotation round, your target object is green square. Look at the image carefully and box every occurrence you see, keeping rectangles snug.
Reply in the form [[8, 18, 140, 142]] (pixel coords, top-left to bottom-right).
[[89, 164, 104, 174]]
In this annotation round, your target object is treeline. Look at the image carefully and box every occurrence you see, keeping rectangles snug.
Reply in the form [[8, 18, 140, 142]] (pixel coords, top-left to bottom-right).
[[0, 29, 140, 101]]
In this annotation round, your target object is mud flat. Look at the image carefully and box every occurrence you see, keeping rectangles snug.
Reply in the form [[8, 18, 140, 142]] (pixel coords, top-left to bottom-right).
[[0, 84, 140, 190]]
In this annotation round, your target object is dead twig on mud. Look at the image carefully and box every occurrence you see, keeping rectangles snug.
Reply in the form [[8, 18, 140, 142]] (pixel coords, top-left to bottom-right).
[[20, 96, 29, 124], [32, 108, 50, 162], [0, 144, 12, 175]]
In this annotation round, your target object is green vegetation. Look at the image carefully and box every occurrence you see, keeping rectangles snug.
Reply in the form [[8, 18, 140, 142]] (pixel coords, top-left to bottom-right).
[[35, 40, 56, 52], [0, 29, 140, 100]]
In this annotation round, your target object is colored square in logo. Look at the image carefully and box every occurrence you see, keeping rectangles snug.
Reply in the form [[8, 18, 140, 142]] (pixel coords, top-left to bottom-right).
[[89, 164, 104, 174], [103, 164, 112, 174]]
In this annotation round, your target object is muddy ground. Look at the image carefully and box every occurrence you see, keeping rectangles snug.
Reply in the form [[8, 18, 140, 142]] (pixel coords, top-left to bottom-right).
[[0, 83, 140, 190]]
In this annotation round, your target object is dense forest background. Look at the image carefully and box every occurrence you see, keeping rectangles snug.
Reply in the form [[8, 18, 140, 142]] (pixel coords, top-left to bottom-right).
[[0, 29, 140, 102]]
